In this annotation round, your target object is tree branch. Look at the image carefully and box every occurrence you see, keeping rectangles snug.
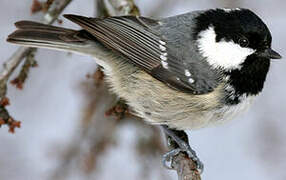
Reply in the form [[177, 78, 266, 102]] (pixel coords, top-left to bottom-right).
[[0, 0, 73, 132], [172, 153, 202, 180]]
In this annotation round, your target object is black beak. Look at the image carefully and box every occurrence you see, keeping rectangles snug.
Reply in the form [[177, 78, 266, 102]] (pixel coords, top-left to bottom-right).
[[257, 49, 282, 59]]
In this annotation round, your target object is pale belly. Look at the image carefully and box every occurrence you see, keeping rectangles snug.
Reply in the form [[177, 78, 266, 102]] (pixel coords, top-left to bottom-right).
[[129, 95, 255, 130], [93, 53, 256, 130]]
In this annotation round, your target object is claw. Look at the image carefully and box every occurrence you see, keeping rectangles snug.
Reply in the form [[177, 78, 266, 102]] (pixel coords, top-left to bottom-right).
[[180, 142, 204, 173], [161, 126, 204, 173], [162, 148, 204, 173], [162, 148, 181, 169]]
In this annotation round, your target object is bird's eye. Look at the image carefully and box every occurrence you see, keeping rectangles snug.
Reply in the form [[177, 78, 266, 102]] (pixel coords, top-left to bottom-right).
[[238, 38, 249, 47]]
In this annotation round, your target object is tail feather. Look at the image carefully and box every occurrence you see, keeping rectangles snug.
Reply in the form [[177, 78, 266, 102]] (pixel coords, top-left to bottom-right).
[[14, 21, 74, 32], [7, 21, 96, 54]]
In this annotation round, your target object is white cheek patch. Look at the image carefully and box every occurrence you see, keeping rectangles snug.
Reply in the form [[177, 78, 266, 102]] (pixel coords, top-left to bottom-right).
[[197, 26, 255, 70]]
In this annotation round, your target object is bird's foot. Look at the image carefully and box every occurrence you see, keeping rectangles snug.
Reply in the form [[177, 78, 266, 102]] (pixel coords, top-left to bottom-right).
[[162, 144, 204, 173], [161, 126, 204, 173]]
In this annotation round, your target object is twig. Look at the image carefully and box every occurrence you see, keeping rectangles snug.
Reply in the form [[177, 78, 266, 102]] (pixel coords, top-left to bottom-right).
[[31, 0, 55, 14], [0, 97, 21, 133], [0, 47, 33, 97], [105, 99, 131, 120], [10, 48, 37, 89], [1, 0, 73, 93], [42, 0, 72, 24], [0, 0, 73, 132], [1, 0, 72, 88], [98, 0, 140, 16]]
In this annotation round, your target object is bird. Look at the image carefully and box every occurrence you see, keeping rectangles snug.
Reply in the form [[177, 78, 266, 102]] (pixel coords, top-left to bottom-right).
[[7, 8, 282, 172]]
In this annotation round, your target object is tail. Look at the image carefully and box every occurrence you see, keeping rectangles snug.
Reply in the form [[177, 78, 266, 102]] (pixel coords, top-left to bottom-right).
[[7, 21, 98, 55]]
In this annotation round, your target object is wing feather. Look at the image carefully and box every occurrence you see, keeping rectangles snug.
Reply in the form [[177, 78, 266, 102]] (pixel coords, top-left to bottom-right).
[[64, 14, 220, 94]]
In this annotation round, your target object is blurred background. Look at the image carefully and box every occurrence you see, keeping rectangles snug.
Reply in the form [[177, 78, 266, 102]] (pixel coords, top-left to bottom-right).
[[0, 0, 285, 179]]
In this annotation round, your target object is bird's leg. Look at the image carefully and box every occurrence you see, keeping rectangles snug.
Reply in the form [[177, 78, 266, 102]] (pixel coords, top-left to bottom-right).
[[161, 125, 204, 173]]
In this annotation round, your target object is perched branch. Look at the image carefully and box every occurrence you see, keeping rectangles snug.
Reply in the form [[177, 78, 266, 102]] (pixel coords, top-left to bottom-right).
[[0, 0, 73, 132], [172, 153, 201, 180]]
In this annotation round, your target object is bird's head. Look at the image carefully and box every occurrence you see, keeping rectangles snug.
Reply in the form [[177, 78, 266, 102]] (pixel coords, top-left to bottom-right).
[[194, 8, 281, 71]]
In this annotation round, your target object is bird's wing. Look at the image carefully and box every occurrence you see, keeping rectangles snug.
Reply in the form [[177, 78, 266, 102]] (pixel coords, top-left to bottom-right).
[[64, 14, 220, 94]]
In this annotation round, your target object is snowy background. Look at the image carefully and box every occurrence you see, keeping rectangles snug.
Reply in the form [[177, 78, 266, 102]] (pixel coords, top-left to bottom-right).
[[0, 0, 285, 180]]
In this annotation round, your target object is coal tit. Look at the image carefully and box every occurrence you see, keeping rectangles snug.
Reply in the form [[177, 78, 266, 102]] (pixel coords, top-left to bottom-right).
[[7, 8, 282, 171]]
